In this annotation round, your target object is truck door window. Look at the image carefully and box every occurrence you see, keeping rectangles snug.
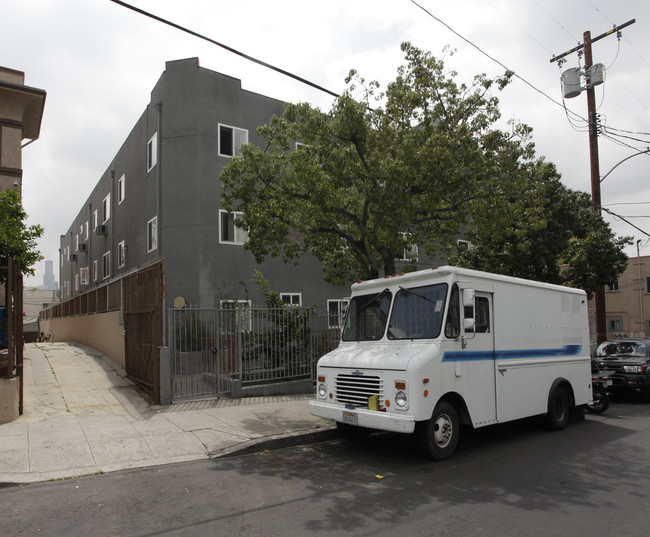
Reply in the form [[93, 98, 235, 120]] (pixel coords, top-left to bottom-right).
[[464, 296, 490, 333], [342, 290, 392, 341], [388, 284, 448, 339]]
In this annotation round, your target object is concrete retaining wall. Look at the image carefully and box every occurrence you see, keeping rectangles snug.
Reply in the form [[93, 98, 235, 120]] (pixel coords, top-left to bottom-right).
[[39, 311, 125, 368]]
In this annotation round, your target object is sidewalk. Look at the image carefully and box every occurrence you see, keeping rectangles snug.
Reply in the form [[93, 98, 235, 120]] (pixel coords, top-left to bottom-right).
[[0, 342, 336, 484]]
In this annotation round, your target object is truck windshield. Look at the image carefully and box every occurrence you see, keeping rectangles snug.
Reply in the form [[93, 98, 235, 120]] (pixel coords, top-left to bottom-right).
[[342, 289, 392, 341], [387, 283, 448, 339]]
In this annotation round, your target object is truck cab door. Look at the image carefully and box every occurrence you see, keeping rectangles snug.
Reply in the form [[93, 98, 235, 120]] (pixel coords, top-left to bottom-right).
[[458, 291, 497, 426]]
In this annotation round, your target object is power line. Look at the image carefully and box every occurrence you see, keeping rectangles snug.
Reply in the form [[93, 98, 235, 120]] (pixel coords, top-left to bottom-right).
[[107, 0, 340, 99], [407, 0, 587, 121]]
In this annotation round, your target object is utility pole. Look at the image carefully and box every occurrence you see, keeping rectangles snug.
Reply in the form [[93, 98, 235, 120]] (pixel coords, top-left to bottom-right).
[[583, 29, 608, 346], [551, 19, 635, 346]]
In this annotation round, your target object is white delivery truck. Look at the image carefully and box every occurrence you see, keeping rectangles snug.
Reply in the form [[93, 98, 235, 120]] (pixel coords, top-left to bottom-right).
[[309, 266, 591, 460]]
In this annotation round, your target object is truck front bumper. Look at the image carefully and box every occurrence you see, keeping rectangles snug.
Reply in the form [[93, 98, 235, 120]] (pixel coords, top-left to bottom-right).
[[309, 400, 416, 434]]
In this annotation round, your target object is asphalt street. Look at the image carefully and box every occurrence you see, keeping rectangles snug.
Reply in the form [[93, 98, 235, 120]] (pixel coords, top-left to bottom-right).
[[1, 395, 649, 537]]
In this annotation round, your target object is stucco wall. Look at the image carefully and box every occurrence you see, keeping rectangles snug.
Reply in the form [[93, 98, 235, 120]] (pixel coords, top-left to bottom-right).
[[39, 311, 125, 368]]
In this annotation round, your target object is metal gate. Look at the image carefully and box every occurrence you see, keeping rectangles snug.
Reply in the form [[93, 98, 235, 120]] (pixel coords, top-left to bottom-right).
[[123, 262, 163, 403], [169, 307, 229, 399], [168, 305, 341, 400]]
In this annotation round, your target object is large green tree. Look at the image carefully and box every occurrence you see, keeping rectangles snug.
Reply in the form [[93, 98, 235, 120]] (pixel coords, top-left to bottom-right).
[[222, 43, 522, 285], [221, 42, 628, 294], [0, 188, 43, 282]]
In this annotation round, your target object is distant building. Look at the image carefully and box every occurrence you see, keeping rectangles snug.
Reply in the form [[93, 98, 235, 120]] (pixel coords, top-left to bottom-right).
[[590, 254, 650, 342], [40, 260, 58, 290]]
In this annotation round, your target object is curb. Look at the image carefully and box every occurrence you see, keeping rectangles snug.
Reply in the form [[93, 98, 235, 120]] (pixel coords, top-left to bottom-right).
[[213, 427, 341, 459]]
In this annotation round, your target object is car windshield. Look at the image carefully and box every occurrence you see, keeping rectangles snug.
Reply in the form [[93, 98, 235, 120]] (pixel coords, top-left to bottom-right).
[[596, 341, 648, 357], [387, 284, 448, 339], [342, 289, 392, 341]]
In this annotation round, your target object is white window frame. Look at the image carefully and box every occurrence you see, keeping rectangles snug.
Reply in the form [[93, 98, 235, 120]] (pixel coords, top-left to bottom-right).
[[84, 221, 89, 240], [220, 299, 252, 332], [93, 260, 98, 282], [328, 298, 350, 329], [75, 234, 79, 252], [102, 251, 111, 280], [281, 293, 302, 307], [396, 232, 418, 262], [219, 210, 248, 245], [80, 266, 89, 286], [147, 132, 158, 172], [147, 217, 158, 252], [118, 174, 125, 204], [118, 240, 126, 268], [218, 123, 248, 157], [93, 210, 98, 231], [102, 193, 111, 224], [74, 274, 79, 292]]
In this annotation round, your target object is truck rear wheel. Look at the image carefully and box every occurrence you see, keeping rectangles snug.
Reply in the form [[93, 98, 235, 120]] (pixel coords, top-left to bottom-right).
[[545, 385, 569, 430], [416, 401, 459, 460]]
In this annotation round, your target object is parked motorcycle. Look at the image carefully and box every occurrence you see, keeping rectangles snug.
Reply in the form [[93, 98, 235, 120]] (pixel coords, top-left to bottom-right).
[[587, 360, 612, 414]]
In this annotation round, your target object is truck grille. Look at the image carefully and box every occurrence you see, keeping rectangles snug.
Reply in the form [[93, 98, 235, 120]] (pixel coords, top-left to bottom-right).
[[336, 374, 383, 408]]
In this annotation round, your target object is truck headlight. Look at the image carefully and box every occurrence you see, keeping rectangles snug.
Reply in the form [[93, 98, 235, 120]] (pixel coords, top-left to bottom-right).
[[624, 365, 644, 373], [395, 391, 408, 408], [318, 383, 327, 398]]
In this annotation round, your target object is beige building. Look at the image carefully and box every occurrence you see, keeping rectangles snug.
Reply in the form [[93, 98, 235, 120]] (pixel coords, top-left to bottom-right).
[[590, 253, 650, 342], [0, 66, 46, 194]]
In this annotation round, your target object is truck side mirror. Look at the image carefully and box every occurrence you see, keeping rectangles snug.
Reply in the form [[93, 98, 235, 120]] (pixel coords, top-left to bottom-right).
[[462, 288, 475, 333]]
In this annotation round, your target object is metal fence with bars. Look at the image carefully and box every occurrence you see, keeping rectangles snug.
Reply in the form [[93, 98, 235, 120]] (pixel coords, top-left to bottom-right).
[[168, 305, 341, 400]]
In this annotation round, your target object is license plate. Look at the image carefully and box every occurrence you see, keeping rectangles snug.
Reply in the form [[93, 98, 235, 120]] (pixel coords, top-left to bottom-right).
[[342, 411, 358, 426]]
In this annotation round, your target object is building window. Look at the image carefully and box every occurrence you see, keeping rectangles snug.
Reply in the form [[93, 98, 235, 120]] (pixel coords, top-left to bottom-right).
[[75, 234, 79, 252], [608, 318, 623, 332], [607, 280, 620, 292], [93, 210, 98, 231], [645, 276, 650, 294], [220, 300, 252, 332], [118, 240, 126, 268], [118, 174, 125, 204], [218, 124, 248, 157], [93, 260, 98, 282], [147, 132, 158, 172], [396, 232, 418, 262], [84, 221, 89, 240], [328, 298, 349, 329], [147, 217, 158, 252], [102, 193, 111, 223], [80, 266, 89, 285], [74, 274, 79, 292], [219, 210, 248, 245], [102, 251, 111, 279], [281, 293, 302, 307]]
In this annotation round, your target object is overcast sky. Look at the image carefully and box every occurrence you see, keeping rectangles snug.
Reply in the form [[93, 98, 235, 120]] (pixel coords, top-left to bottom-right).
[[2, 0, 649, 288]]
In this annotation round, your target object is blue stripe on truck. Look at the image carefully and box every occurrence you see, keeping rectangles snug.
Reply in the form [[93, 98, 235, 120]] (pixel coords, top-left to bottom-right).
[[442, 344, 582, 362]]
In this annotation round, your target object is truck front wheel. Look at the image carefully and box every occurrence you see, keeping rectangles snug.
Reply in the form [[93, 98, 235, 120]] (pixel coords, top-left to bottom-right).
[[416, 401, 459, 460]]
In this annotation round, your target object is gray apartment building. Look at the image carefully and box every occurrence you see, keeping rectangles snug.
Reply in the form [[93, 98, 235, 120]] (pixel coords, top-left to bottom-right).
[[59, 58, 350, 317], [50, 58, 445, 403]]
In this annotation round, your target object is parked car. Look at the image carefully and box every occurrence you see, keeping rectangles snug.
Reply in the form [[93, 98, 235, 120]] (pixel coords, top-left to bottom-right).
[[593, 339, 650, 400]]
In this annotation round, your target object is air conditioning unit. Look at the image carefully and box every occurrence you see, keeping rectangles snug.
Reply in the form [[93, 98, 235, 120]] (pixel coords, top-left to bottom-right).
[[96, 225, 107, 235]]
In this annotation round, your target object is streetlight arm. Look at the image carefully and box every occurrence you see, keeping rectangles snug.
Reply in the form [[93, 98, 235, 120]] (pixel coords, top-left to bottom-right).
[[601, 148, 650, 183]]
